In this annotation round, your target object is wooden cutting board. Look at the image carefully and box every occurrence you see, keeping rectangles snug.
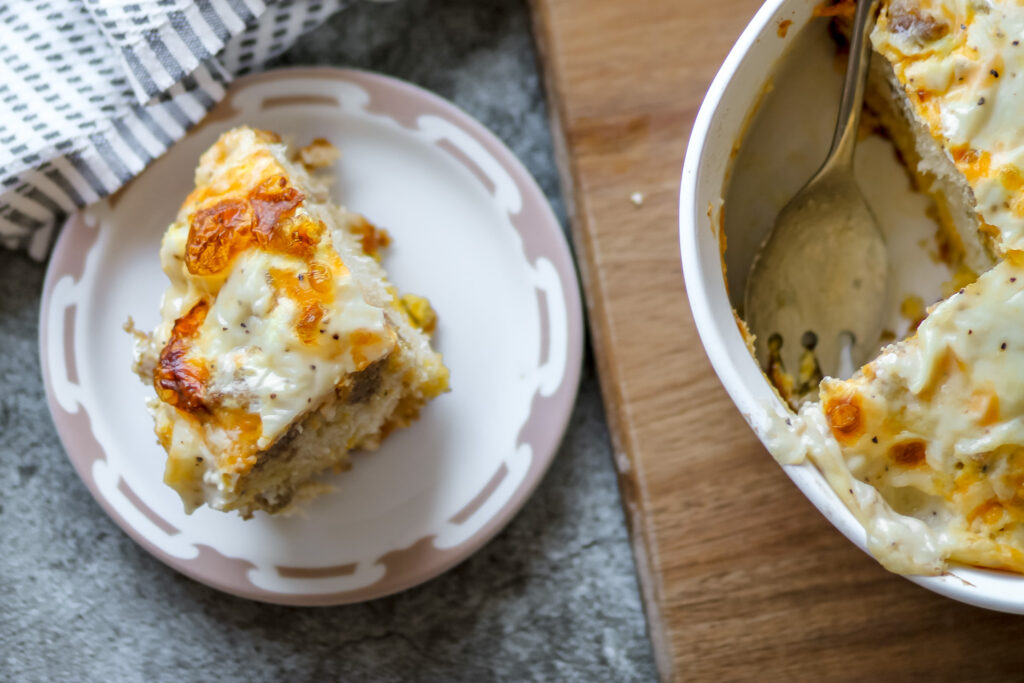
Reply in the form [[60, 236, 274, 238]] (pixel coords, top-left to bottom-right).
[[530, 0, 1024, 679]]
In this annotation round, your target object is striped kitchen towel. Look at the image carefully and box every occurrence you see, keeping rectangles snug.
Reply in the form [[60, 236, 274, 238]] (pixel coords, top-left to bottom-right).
[[0, 0, 349, 260]]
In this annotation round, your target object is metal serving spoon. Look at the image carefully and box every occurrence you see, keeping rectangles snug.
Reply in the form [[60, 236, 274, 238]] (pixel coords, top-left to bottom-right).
[[744, 0, 886, 385]]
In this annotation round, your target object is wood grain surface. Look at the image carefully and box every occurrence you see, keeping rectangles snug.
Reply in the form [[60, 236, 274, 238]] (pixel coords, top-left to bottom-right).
[[530, 0, 1024, 679]]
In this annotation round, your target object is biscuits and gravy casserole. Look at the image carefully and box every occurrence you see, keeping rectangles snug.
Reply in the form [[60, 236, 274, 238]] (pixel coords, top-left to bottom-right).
[[129, 127, 449, 517], [755, 0, 1024, 575]]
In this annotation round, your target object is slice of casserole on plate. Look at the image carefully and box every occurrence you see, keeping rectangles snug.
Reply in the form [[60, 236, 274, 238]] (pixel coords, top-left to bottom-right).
[[128, 126, 449, 517]]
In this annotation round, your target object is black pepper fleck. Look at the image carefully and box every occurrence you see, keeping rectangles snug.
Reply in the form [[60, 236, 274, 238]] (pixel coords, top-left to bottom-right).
[[978, 97, 986, 105], [872, 436, 878, 443], [969, 329, 973, 334], [240, 322, 246, 328], [310, 364, 316, 370], [332, 333, 339, 340], [1015, 39, 1021, 46], [1002, 342, 1008, 350], [959, 288, 965, 295], [195, 457, 202, 463], [270, 393, 277, 399], [992, 68, 1000, 78], [298, 274, 304, 281]]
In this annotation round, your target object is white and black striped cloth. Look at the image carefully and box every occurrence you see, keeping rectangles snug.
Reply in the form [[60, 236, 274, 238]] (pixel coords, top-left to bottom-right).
[[0, 0, 348, 259]]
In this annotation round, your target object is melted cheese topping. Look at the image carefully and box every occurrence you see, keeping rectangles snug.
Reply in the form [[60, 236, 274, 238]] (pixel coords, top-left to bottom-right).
[[872, 0, 1024, 252], [776, 258, 1024, 574], [148, 127, 395, 510], [762, 401, 948, 574]]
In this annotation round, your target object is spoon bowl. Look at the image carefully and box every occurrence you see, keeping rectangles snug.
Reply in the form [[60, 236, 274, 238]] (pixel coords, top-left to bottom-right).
[[745, 166, 888, 378]]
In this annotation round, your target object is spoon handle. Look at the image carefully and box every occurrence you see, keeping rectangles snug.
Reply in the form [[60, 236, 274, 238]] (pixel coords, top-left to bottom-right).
[[824, 0, 881, 170]]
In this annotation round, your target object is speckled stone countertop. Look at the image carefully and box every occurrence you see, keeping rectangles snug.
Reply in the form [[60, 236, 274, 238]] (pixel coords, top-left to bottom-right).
[[0, 1, 656, 680]]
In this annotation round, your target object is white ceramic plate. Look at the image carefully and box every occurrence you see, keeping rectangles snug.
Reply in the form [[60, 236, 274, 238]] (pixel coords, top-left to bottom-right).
[[39, 68, 584, 605], [680, 1, 1024, 612]]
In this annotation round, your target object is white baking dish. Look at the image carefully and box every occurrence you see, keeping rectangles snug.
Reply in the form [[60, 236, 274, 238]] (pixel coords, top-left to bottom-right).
[[679, 0, 1024, 612]]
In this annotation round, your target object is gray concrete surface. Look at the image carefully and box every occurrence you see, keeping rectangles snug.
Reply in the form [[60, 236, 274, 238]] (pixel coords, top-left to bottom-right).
[[0, 0, 657, 680]]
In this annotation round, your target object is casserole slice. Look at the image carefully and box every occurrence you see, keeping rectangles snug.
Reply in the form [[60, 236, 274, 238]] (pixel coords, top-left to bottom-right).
[[130, 127, 449, 517]]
